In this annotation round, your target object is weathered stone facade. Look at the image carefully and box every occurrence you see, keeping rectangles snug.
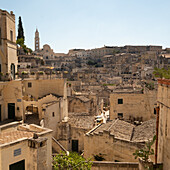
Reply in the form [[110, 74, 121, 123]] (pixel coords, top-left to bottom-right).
[[157, 79, 170, 170], [0, 122, 52, 170], [0, 9, 18, 79], [84, 119, 156, 162], [110, 89, 156, 121]]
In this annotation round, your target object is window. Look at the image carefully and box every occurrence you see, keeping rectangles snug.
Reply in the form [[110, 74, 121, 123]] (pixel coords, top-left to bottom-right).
[[118, 99, 123, 104], [154, 108, 156, 115], [52, 112, 55, 117], [118, 113, 123, 118], [28, 82, 32, 88], [10, 30, 13, 41]]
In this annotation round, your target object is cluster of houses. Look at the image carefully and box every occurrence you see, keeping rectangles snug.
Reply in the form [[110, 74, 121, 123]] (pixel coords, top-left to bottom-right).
[[0, 9, 169, 170]]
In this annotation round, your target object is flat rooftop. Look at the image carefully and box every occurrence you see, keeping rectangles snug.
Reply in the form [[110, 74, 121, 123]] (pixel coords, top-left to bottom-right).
[[0, 122, 52, 147]]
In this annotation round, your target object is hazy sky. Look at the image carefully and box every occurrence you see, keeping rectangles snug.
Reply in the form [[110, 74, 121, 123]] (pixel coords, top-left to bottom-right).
[[1, 0, 170, 53]]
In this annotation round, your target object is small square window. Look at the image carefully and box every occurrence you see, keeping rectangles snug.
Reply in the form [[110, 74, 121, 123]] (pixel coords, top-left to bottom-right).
[[52, 112, 55, 117], [28, 82, 32, 88], [118, 99, 123, 104], [118, 113, 123, 118]]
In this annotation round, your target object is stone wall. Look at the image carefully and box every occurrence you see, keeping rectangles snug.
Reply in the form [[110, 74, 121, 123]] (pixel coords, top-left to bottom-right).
[[84, 130, 143, 162], [0, 80, 23, 121], [22, 79, 66, 100], [91, 161, 138, 170], [157, 79, 170, 170], [0, 9, 18, 75], [110, 90, 156, 121]]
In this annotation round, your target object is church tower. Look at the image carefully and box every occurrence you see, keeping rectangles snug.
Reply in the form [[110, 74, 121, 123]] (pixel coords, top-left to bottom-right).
[[35, 28, 40, 51]]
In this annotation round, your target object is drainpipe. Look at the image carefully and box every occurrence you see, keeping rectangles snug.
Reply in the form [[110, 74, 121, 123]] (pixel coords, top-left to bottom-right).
[[155, 106, 160, 164]]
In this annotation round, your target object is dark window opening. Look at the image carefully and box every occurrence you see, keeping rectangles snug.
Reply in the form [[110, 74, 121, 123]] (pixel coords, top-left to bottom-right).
[[28, 82, 32, 88], [118, 99, 123, 104], [8, 103, 15, 119], [72, 140, 78, 152], [10, 30, 13, 41], [52, 112, 55, 117], [154, 108, 156, 115], [9, 159, 25, 170], [118, 113, 123, 118]]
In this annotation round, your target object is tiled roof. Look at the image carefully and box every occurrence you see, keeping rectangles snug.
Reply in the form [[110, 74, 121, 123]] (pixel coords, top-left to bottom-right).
[[88, 119, 156, 142], [0, 130, 33, 144], [132, 119, 156, 142], [69, 114, 94, 129], [75, 96, 90, 102]]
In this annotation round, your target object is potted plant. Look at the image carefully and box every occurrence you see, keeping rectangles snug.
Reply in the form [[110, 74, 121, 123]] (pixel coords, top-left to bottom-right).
[[38, 71, 44, 75], [133, 135, 156, 170]]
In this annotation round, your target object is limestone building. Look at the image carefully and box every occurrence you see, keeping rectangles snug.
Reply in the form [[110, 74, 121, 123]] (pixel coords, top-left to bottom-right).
[[84, 119, 156, 162], [109, 88, 157, 122], [0, 80, 23, 122], [157, 79, 170, 170], [0, 122, 52, 170], [0, 9, 18, 79]]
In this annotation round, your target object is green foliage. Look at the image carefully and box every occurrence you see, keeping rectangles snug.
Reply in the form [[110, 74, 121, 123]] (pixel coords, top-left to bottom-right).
[[38, 71, 44, 75], [103, 84, 116, 86], [16, 17, 32, 54], [16, 38, 24, 46], [17, 16, 25, 41], [53, 152, 92, 170], [145, 82, 154, 90], [133, 135, 156, 162], [153, 67, 170, 79], [21, 71, 28, 75], [87, 60, 97, 65]]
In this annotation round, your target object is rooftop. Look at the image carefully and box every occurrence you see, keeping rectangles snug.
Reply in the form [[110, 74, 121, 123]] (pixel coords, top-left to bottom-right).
[[87, 119, 156, 143], [0, 122, 52, 147]]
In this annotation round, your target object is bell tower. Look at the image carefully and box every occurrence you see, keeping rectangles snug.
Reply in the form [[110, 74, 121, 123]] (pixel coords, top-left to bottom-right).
[[35, 28, 40, 51]]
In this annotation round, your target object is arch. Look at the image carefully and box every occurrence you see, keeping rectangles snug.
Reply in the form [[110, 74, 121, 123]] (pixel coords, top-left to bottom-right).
[[10, 63, 15, 79]]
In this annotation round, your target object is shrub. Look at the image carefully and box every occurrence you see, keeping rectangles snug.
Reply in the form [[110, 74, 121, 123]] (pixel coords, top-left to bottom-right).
[[133, 135, 156, 162], [53, 152, 92, 170]]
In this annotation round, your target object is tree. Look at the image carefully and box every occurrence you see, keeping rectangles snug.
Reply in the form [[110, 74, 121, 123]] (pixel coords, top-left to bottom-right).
[[53, 152, 92, 170], [153, 67, 170, 79], [17, 16, 25, 41], [133, 135, 156, 162]]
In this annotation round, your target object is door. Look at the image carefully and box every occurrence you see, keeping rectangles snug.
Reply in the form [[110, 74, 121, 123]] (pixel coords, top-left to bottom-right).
[[72, 140, 78, 152], [9, 159, 25, 170], [11, 63, 15, 80], [8, 103, 15, 119]]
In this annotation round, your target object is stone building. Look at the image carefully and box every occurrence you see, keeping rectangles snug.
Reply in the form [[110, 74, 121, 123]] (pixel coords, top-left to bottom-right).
[[68, 96, 93, 114], [0, 122, 52, 170], [109, 88, 157, 122], [157, 79, 170, 170], [0, 9, 18, 79], [22, 79, 68, 126], [68, 112, 95, 153], [0, 80, 23, 122], [84, 119, 156, 162]]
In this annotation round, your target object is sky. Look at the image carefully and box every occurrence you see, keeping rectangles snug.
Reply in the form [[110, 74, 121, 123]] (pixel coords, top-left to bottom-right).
[[1, 0, 170, 53]]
